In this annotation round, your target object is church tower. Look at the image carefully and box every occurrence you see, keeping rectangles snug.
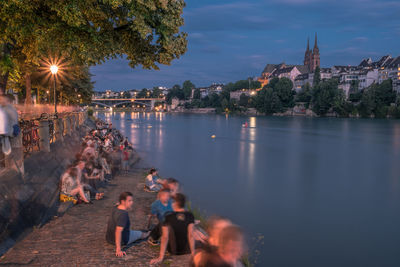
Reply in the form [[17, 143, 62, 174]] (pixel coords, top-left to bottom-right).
[[311, 33, 320, 72], [304, 37, 312, 71]]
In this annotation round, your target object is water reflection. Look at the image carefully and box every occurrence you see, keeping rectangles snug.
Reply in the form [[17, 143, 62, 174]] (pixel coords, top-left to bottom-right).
[[94, 112, 400, 267]]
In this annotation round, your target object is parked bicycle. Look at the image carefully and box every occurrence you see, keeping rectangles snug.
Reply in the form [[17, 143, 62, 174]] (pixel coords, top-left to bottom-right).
[[40, 113, 58, 143], [20, 119, 40, 156]]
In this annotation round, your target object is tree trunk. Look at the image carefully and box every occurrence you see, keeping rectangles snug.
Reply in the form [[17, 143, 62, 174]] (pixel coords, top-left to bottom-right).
[[25, 73, 32, 105], [0, 43, 12, 95], [36, 88, 40, 104], [0, 71, 9, 95]]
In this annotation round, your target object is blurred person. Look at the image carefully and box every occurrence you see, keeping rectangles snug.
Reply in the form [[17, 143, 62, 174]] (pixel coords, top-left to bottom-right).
[[106, 192, 150, 257], [121, 147, 129, 173], [191, 216, 233, 267], [165, 177, 180, 196], [147, 189, 173, 245], [0, 94, 18, 137], [150, 193, 195, 265], [60, 167, 90, 204], [194, 225, 245, 267]]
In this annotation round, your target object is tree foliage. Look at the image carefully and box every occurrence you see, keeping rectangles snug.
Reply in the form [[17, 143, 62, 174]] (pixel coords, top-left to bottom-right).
[[313, 66, 321, 86], [311, 78, 340, 115], [253, 77, 294, 114], [182, 80, 195, 100], [223, 79, 261, 92], [0, 0, 187, 96]]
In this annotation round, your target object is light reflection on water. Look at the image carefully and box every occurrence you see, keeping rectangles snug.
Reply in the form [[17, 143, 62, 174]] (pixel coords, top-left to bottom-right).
[[95, 112, 400, 267]]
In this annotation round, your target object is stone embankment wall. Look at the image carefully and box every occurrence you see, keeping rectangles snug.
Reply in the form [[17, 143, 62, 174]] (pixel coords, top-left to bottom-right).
[[0, 112, 91, 255]]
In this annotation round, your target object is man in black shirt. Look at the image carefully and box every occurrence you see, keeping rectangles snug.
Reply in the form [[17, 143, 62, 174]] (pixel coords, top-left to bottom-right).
[[150, 193, 195, 264], [106, 192, 149, 257]]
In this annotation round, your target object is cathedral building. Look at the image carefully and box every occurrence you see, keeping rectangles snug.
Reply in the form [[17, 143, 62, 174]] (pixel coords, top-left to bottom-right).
[[304, 33, 320, 72], [258, 34, 320, 88]]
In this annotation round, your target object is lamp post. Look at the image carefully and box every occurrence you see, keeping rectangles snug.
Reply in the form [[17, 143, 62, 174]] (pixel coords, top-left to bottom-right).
[[50, 65, 58, 114]]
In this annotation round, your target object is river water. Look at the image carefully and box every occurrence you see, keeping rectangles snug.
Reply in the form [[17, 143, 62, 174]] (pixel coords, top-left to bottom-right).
[[96, 111, 400, 267]]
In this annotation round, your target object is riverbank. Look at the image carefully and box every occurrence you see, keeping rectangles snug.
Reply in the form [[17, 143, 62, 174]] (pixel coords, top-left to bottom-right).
[[0, 115, 192, 266], [0, 167, 190, 267], [0, 118, 88, 256]]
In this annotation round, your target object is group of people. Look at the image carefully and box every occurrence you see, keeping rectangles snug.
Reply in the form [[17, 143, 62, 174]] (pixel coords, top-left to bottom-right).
[[106, 167, 246, 267], [59, 119, 133, 204]]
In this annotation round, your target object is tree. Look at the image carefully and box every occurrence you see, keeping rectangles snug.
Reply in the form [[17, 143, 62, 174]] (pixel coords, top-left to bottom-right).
[[151, 87, 162, 98], [223, 79, 261, 92], [0, 0, 187, 95], [358, 80, 396, 118], [313, 66, 321, 86], [123, 91, 131, 99], [209, 93, 221, 108], [182, 80, 195, 100], [193, 88, 201, 100], [296, 83, 312, 106], [166, 84, 184, 103], [274, 77, 295, 108], [262, 88, 282, 114], [239, 93, 250, 107], [311, 78, 341, 116], [137, 88, 149, 98]]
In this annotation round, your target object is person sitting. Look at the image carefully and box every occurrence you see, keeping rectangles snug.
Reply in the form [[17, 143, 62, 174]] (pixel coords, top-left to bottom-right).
[[147, 189, 173, 245], [165, 177, 180, 197], [60, 167, 90, 204], [82, 142, 96, 160], [145, 168, 164, 192], [81, 161, 103, 200], [150, 193, 195, 265], [106, 192, 150, 257], [193, 225, 245, 267], [191, 216, 232, 266]]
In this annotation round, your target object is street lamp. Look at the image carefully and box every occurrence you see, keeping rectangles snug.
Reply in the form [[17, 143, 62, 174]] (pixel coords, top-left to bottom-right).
[[50, 65, 58, 113]]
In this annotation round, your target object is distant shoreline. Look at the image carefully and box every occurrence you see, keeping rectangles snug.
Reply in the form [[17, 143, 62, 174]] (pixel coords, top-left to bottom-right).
[[93, 107, 389, 119]]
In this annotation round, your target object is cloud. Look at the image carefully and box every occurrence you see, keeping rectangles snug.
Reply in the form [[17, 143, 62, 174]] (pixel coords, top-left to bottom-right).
[[90, 0, 400, 90], [200, 45, 221, 54], [352, 37, 369, 42]]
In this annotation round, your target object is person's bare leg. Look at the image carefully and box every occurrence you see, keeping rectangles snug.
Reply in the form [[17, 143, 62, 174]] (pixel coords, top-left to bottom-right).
[[72, 186, 90, 203]]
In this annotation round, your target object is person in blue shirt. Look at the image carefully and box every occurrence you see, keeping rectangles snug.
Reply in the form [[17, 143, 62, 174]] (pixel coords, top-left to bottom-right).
[[145, 168, 165, 192], [147, 188, 173, 245]]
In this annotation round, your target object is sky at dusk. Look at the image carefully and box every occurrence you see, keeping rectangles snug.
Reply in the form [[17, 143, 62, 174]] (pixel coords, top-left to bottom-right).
[[91, 0, 400, 91]]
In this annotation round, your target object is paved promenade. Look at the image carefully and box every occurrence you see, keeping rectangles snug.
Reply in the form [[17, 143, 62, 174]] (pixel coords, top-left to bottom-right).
[[0, 167, 190, 267]]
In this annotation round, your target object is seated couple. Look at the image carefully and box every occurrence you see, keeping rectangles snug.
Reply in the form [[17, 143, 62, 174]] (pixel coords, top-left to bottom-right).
[[145, 169, 180, 194]]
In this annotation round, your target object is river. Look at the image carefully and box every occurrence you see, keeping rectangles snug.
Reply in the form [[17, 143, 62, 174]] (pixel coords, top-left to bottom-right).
[[96, 111, 400, 267]]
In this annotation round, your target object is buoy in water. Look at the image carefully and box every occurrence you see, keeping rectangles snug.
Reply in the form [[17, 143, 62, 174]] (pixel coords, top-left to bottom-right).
[[211, 135, 216, 139]]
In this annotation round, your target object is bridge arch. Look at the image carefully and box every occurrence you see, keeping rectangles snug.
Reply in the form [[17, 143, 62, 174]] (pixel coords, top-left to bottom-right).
[[91, 102, 111, 108], [90, 101, 154, 108], [112, 101, 152, 107]]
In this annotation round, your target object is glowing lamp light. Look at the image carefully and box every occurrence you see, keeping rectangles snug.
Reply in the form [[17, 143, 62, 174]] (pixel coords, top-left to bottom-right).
[[50, 65, 58, 74]]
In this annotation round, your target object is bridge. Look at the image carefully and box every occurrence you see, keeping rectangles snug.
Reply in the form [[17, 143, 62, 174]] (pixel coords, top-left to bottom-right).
[[91, 98, 165, 110]]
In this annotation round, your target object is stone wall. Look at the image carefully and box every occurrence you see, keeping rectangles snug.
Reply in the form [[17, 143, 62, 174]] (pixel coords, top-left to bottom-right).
[[0, 113, 89, 255]]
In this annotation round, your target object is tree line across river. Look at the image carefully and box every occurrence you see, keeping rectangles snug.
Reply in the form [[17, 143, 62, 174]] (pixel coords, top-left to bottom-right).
[[167, 67, 400, 118]]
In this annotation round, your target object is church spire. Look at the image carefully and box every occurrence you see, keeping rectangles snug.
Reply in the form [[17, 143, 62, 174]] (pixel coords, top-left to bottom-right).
[[307, 37, 310, 51], [314, 32, 318, 49]]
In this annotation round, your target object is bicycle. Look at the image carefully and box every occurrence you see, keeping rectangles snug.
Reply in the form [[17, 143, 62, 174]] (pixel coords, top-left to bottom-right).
[[20, 119, 41, 156], [40, 113, 58, 143]]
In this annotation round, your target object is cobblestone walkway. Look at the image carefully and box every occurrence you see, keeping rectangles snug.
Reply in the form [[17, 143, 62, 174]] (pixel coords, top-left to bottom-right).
[[0, 167, 190, 267]]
